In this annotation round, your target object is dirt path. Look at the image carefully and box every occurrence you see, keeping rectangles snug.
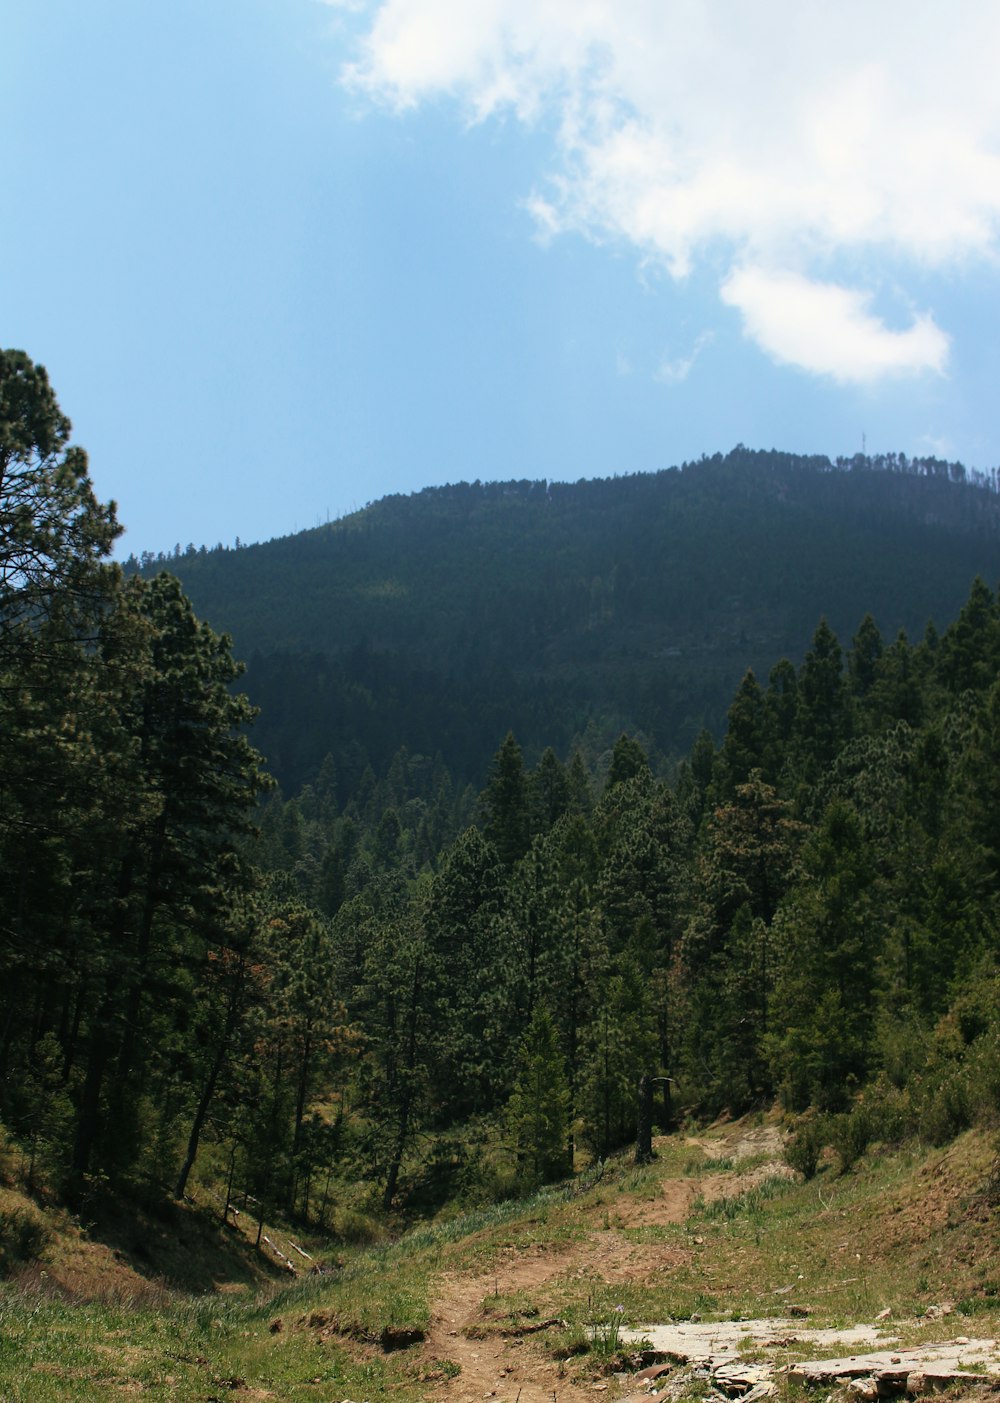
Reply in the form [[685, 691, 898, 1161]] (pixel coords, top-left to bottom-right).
[[422, 1257, 579, 1403], [417, 1150, 717, 1403]]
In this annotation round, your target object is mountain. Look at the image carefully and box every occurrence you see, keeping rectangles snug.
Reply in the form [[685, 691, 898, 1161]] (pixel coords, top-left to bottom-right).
[[136, 446, 1000, 794]]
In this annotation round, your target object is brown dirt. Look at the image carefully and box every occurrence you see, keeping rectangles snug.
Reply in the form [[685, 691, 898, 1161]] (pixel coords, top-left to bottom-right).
[[413, 1118, 909, 1403], [687, 1123, 785, 1163], [415, 1158, 704, 1403]]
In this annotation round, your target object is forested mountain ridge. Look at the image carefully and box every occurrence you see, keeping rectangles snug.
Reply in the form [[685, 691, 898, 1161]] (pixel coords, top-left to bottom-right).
[[134, 448, 1000, 794], [11, 345, 1000, 1269]]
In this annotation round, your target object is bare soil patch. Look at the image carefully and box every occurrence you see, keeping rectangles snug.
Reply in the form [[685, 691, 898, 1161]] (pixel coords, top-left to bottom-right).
[[416, 1162, 705, 1403]]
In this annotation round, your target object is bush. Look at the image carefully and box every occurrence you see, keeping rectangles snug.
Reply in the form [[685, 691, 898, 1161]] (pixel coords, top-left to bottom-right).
[[861, 1075, 916, 1145], [0, 1206, 50, 1276], [919, 1071, 970, 1146], [966, 1031, 1000, 1126], [827, 1104, 873, 1173], [785, 1119, 823, 1179]]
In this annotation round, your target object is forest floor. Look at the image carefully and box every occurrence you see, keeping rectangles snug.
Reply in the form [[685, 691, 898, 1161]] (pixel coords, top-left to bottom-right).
[[4, 1118, 1000, 1400]]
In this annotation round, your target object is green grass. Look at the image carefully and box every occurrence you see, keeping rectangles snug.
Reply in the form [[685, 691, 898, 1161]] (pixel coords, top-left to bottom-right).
[[0, 1286, 407, 1402], [698, 1173, 797, 1222], [0, 1157, 615, 1401], [4, 1127, 1000, 1396]]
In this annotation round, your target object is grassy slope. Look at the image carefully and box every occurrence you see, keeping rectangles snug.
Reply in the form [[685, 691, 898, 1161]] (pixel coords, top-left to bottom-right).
[[2, 1122, 999, 1400]]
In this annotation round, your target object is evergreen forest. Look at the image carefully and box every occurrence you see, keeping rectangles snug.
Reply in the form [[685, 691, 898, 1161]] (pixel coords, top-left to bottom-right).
[[134, 443, 1000, 797], [7, 344, 1000, 1238]]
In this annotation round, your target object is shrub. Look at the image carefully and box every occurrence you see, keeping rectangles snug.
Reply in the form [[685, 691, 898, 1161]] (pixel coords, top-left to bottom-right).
[[0, 1207, 50, 1276], [861, 1075, 916, 1145], [785, 1119, 823, 1179], [919, 1071, 970, 1146], [827, 1103, 873, 1173]]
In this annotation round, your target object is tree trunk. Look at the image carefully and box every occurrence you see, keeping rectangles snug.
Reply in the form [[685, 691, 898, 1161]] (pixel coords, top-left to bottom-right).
[[383, 954, 422, 1211], [174, 1051, 223, 1199], [176, 944, 249, 1200], [69, 1006, 113, 1196], [635, 1073, 654, 1164]]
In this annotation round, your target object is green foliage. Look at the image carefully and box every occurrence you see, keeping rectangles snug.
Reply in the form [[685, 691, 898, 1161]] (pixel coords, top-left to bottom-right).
[[13, 358, 1000, 1240], [505, 1007, 571, 1189], [225, 570, 1000, 1205], [481, 732, 531, 869], [0, 356, 276, 1206], [784, 1120, 822, 1179], [698, 1175, 795, 1222], [826, 1104, 875, 1173], [0, 1206, 50, 1276], [590, 1302, 627, 1356], [149, 449, 1000, 798], [0, 347, 120, 652], [578, 959, 657, 1158]]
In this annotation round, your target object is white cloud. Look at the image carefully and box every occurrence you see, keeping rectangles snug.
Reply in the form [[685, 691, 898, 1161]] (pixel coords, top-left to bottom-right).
[[918, 434, 956, 459], [343, 0, 1000, 381], [655, 331, 714, 386], [720, 268, 949, 383]]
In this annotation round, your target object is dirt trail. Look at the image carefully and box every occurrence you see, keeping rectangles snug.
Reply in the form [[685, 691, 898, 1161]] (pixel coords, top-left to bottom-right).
[[417, 1133, 762, 1403], [423, 1256, 578, 1403], [421, 1233, 681, 1403]]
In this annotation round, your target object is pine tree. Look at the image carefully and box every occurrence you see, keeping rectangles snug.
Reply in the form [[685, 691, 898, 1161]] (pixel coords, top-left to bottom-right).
[[578, 958, 657, 1158], [530, 747, 571, 834], [606, 733, 651, 790], [354, 887, 431, 1209], [791, 619, 853, 786], [719, 669, 770, 794], [0, 347, 120, 657], [936, 576, 999, 695], [848, 613, 884, 702], [505, 1006, 571, 1188], [482, 732, 531, 869], [767, 801, 881, 1110], [67, 573, 270, 1189]]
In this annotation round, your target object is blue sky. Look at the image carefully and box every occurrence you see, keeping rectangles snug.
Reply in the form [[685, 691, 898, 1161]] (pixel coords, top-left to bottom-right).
[[4, 0, 1000, 557]]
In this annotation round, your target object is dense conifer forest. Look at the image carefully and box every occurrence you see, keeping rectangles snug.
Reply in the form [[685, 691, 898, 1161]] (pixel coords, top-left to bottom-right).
[[7, 346, 1000, 1235], [134, 448, 1000, 796]]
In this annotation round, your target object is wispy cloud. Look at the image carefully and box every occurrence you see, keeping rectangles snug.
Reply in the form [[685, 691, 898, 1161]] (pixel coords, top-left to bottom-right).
[[655, 331, 714, 386], [342, 0, 1000, 383], [917, 433, 957, 459]]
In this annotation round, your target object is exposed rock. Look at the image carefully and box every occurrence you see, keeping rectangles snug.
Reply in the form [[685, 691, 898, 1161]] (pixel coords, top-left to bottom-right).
[[788, 1339, 1000, 1393], [922, 1303, 954, 1321], [622, 1319, 894, 1362], [713, 1359, 774, 1396], [635, 1363, 674, 1383], [742, 1384, 777, 1402], [621, 1321, 1000, 1402]]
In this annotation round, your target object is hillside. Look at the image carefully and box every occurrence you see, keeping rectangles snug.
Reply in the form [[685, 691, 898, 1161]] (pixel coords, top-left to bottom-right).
[[11, 357, 1000, 1403], [5, 1121, 1000, 1400], [137, 447, 1000, 793]]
